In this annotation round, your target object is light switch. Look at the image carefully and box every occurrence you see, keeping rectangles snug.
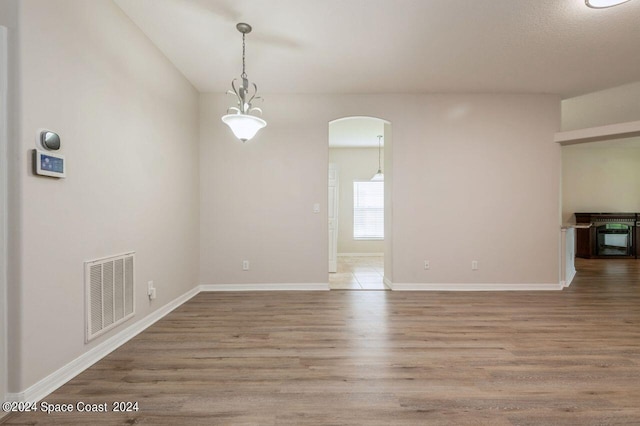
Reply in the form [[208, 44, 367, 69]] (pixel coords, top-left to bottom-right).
[[313, 203, 320, 213]]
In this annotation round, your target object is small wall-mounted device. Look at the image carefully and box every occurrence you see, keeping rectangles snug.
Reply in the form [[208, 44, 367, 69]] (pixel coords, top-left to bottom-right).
[[33, 149, 65, 178], [40, 130, 60, 150]]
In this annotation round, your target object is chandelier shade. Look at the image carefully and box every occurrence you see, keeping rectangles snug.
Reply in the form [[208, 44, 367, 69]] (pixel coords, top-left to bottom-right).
[[221, 113, 267, 142], [371, 170, 384, 181]]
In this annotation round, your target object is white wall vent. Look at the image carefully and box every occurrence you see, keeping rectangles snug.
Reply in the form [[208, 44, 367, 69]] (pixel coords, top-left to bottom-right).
[[85, 252, 135, 342]]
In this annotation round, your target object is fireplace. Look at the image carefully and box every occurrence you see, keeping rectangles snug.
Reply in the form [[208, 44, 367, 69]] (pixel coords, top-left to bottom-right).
[[575, 213, 638, 259], [596, 223, 632, 256]]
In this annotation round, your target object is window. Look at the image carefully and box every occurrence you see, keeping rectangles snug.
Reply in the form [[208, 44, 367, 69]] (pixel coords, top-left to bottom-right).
[[353, 181, 384, 240]]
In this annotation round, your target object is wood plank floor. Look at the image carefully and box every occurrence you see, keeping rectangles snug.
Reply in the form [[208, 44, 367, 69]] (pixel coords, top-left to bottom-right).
[[3, 259, 640, 425]]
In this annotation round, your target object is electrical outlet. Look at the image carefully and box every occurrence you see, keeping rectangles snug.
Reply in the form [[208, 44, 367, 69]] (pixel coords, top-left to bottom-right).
[[424, 260, 430, 270], [472, 260, 479, 270], [242, 260, 249, 271]]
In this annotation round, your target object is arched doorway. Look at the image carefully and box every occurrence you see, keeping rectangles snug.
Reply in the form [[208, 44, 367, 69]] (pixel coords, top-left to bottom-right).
[[328, 116, 392, 290]]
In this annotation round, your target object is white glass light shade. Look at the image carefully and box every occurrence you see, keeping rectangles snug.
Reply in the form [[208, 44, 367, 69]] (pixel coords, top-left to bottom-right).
[[371, 170, 384, 181], [221, 113, 266, 142], [585, 0, 630, 8]]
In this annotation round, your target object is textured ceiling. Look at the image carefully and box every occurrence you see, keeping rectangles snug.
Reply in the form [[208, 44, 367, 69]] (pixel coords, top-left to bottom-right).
[[114, 0, 640, 98]]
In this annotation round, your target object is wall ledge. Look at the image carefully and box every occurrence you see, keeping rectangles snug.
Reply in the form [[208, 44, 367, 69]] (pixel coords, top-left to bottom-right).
[[555, 120, 640, 145]]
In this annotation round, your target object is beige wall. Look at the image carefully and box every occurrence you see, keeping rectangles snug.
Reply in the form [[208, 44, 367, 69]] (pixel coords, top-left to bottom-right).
[[329, 148, 385, 254], [562, 140, 640, 223], [200, 93, 560, 286], [562, 81, 640, 131], [12, 0, 200, 392]]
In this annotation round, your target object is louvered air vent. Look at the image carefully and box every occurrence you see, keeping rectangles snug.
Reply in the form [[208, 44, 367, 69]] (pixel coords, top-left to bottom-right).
[[85, 252, 135, 342]]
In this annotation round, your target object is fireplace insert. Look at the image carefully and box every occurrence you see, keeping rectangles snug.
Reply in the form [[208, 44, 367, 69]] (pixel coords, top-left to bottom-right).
[[596, 223, 632, 256]]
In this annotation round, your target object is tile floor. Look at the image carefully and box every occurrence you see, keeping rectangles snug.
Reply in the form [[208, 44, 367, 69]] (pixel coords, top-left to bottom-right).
[[329, 255, 389, 290]]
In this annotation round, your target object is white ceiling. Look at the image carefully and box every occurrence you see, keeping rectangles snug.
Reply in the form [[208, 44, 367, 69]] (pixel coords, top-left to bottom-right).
[[114, 0, 640, 98]]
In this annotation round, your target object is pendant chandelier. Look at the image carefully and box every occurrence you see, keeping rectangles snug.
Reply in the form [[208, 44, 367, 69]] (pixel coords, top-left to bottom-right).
[[371, 135, 384, 181], [221, 23, 266, 142]]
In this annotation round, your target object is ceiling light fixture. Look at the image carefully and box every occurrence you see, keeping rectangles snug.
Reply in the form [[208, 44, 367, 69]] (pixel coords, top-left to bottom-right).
[[221, 23, 266, 143], [371, 135, 384, 182], [585, 0, 631, 8]]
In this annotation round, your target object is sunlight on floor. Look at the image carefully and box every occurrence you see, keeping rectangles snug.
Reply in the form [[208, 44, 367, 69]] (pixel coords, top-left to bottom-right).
[[329, 256, 388, 290]]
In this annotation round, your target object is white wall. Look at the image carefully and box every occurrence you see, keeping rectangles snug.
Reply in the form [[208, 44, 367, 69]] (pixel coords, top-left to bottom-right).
[[562, 139, 640, 223], [13, 0, 200, 392], [200, 93, 560, 286], [329, 148, 385, 254], [562, 81, 640, 131]]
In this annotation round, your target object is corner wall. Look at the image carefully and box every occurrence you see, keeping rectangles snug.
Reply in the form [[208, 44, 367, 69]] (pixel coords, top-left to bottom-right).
[[200, 93, 561, 287], [13, 0, 200, 392]]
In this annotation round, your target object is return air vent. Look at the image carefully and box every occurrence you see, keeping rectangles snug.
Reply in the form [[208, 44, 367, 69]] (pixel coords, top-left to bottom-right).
[[85, 252, 135, 342]]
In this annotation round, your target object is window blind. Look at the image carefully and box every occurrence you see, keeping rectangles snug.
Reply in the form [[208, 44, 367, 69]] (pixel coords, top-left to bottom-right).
[[353, 181, 384, 240]]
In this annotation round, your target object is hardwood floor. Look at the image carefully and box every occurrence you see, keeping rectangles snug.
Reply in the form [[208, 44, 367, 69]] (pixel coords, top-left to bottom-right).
[[3, 259, 640, 425]]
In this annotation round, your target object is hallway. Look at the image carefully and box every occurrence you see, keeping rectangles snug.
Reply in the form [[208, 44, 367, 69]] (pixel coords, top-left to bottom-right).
[[329, 256, 388, 290]]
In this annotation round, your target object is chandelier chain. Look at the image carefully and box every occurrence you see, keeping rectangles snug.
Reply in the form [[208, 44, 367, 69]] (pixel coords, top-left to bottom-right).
[[241, 32, 247, 79]]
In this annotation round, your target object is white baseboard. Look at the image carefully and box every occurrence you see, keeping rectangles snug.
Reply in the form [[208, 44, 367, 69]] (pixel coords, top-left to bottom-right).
[[6, 285, 200, 403], [389, 282, 563, 291], [562, 269, 577, 288], [338, 253, 384, 257], [200, 283, 329, 291]]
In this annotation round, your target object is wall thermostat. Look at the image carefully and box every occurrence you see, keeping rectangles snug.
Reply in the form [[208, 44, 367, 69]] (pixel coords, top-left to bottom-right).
[[33, 149, 65, 178]]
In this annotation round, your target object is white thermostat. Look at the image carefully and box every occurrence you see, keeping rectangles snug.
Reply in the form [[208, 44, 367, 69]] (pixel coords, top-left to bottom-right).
[[33, 149, 66, 178]]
